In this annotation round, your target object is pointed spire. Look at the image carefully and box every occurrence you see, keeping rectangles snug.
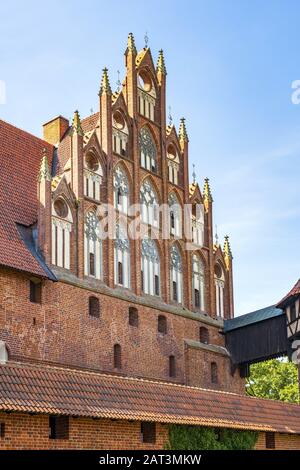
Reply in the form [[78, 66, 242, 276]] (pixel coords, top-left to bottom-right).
[[157, 49, 167, 75], [99, 68, 112, 96], [179, 117, 189, 143], [38, 148, 51, 182], [223, 235, 233, 269], [203, 177, 213, 204], [72, 110, 83, 136], [127, 32, 137, 54]]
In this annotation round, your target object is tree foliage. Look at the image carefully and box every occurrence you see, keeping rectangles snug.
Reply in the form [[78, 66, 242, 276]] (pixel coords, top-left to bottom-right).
[[246, 358, 299, 403], [166, 425, 258, 450]]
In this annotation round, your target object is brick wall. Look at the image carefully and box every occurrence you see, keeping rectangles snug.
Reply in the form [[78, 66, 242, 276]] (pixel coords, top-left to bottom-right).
[[0, 413, 168, 450], [185, 345, 245, 394], [255, 431, 300, 450], [0, 413, 299, 450], [0, 267, 239, 391]]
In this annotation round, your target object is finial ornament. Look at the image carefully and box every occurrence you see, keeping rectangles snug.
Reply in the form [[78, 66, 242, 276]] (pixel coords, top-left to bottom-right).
[[144, 31, 149, 48], [223, 235, 233, 269], [168, 106, 173, 127], [72, 110, 83, 136], [99, 67, 112, 95], [192, 164, 196, 184], [203, 177, 213, 209], [157, 49, 167, 75], [116, 70, 121, 92], [127, 32, 137, 53], [38, 148, 51, 182], [179, 117, 189, 142]]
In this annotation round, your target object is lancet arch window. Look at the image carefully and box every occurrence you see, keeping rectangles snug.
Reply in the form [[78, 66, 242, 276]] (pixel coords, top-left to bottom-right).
[[140, 179, 159, 227], [113, 166, 129, 214], [168, 193, 182, 237], [138, 71, 156, 121], [139, 127, 157, 173], [84, 211, 102, 280], [84, 150, 103, 201], [141, 238, 160, 297], [112, 110, 128, 157], [192, 254, 205, 311], [114, 223, 130, 288], [170, 244, 183, 304], [167, 144, 180, 185], [192, 202, 204, 247], [51, 198, 72, 269], [214, 263, 225, 317]]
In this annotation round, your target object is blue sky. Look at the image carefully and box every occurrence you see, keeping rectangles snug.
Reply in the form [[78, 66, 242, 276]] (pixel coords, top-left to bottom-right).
[[1, 0, 299, 315]]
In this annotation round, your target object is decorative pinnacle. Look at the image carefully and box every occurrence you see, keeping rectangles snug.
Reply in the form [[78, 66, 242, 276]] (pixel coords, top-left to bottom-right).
[[223, 235, 233, 267], [127, 32, 137, 54], [179, 118, 189, 142], [38, 148, 51, 182], [99, 68, 112, 95], [72, 110, 83, 136], [144, 31, 149, 48], [203, 177, 213, 202], [157, 49, 167, 75]]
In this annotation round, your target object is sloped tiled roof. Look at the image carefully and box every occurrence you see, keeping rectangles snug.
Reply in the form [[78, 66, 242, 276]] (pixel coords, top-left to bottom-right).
[[81, 112, 99, 134], [224, 305, 283, 332], [1, 361, 300, 434], [277, 279, 300, 308], [0, 119, 54, 278]]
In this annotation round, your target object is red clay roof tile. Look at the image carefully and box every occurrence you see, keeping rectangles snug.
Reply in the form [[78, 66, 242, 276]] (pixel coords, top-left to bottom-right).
[[0, 361, 300, 434], [0, 119, 54, 277], [277, 279, 300, 308]]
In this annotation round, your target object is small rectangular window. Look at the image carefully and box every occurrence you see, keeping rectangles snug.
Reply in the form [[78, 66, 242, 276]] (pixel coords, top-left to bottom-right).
[[129, 307, 139, 327], [0, 423, 5, 438], [265, 432, 275, 449], [155, 275, 160, 296], [141, 422, 156, 444], [49, 416, 69, 440], [89, 253, 95, 276], [118, 262, 123, 285], [30, 280, 42, 304]]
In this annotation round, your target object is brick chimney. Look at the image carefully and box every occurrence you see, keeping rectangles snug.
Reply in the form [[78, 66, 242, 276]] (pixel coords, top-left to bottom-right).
[[43, 116, 69, 146]]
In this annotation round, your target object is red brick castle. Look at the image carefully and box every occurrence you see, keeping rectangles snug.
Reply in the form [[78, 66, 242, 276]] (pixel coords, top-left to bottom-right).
[[0, 33, 299, 450]]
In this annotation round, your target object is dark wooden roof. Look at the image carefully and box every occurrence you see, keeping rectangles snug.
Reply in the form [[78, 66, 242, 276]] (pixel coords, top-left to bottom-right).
[[224, 305, 283, 332]]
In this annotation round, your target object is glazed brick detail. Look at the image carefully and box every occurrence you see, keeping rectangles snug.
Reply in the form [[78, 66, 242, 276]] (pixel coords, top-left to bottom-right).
[[0, 413, 168, 450]]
